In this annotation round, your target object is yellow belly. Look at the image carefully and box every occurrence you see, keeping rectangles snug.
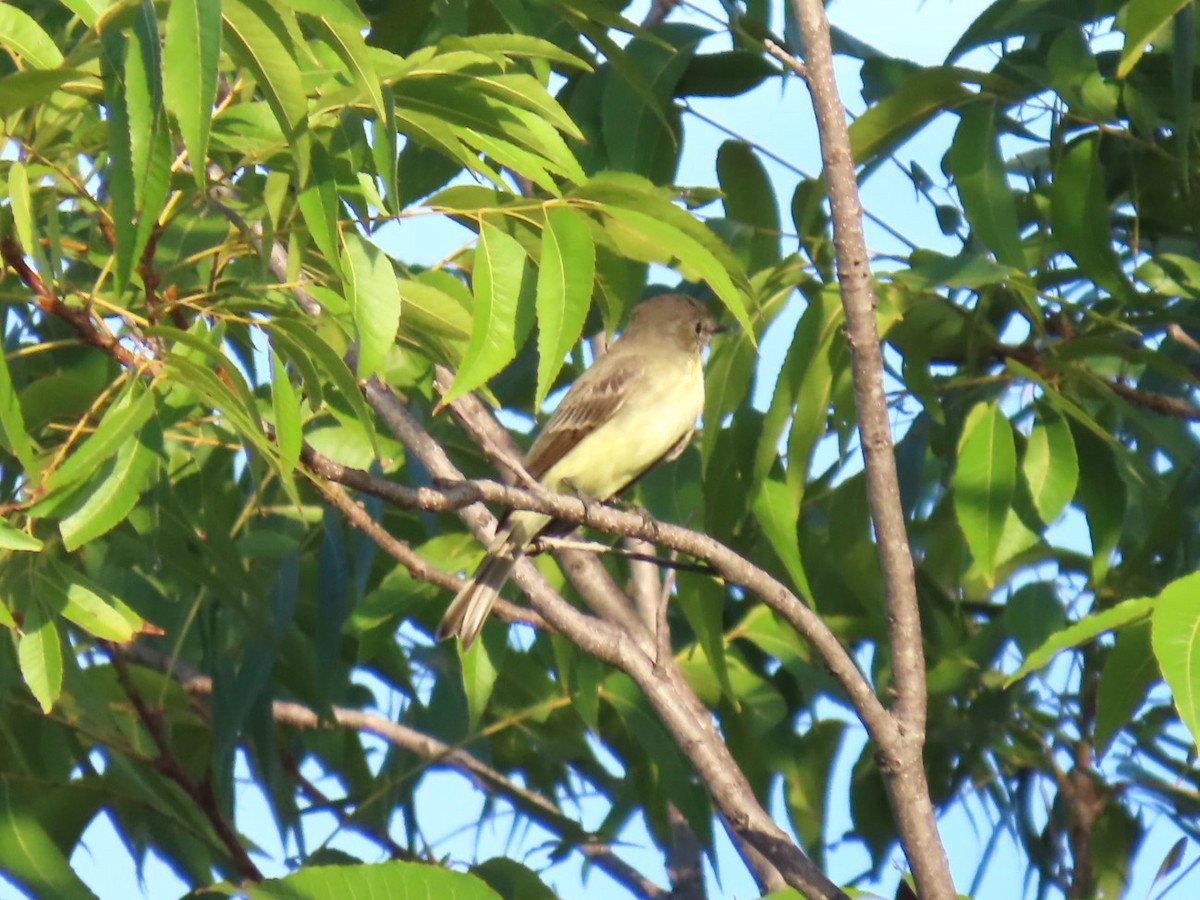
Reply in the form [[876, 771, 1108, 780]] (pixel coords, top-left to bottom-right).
[[540, 354, 703, 501]]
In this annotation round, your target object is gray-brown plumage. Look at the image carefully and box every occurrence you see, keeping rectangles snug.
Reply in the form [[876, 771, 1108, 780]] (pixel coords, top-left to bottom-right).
[[437, 294, 721, 648]]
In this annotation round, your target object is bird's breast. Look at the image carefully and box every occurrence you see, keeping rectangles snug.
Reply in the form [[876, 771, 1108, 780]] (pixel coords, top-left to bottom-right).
[[541, 353, 704, 500]]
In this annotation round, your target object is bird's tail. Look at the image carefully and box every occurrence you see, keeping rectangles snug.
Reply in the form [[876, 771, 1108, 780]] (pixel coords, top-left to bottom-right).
[[436, 548, 519, 649]]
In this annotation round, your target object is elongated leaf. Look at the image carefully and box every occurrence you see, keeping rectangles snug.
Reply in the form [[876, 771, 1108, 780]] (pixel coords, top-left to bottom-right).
[[126, 0, 171, 276], [19, 602, 62, 713], [1007, 596, 1154, 685], [948, 102, 1023, 268], [1153, 570, 1200, 750], [1051, 135, 1126, 296], [42, 384, 157, 494], [297, 140, 342, 277], [100, 30, 136, 293], [164, 0, 221, 190], [1022, 403, 1078, 525], [717, 140, 780, 273], [0, 339, 38, 480], [604, 206, 749, 332], [1095, 622, 1156, 756], [271, 350, 302, 481], [0, 68, 85, 117], [848, 66, 974, 163], [752, 478, 810, 598], [601, 23, 707, 181], [445, 223, 529, 402], [223, 0, 310, 180], [311, 16, 386, 124], [237, 860, 502, 899], [59, 423, 158, 551], [0, 779, 97, 900], [8, 162, 35, 259], [268, 318, 378, 450], [341, 232, 402, 380], [0, 6, 63, 69], [43, 562, 147, 642], [535, 207, 594, 410], [1119, 0, 1190, 77], [954, 401, 1015, 585], [0, 520, 41, 552]]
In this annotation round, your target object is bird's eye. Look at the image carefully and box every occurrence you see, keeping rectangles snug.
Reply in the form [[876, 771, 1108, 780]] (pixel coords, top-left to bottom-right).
[[695, 321, 704, 334]]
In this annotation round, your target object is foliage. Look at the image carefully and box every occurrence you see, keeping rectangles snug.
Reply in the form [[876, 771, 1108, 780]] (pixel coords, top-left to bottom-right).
[[0, 0, 1198, 899]]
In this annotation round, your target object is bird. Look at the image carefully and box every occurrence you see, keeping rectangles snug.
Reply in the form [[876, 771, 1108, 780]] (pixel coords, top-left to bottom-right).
[[437, 293, 723, 648]]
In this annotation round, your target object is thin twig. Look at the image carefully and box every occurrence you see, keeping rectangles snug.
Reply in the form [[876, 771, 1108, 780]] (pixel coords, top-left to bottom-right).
[[103, 643, 264, 883], [120, 643, 665, 899]]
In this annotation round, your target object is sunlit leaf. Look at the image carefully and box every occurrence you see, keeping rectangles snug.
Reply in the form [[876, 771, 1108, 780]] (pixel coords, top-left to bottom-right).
[[534, 206, 594, 410], [954, 401, 1015, 585]]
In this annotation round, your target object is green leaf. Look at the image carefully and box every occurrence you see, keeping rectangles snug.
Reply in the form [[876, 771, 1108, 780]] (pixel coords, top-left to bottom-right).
[[1051, 135, 1126, 296], [42, 383, 157, 495], [1119, 0, 1191, 77], [126, 0, 172, 279], [19, 601, 62, 713], [947, 102, 1023, 268], [163, 0, 221, 190], [57, 0, 105, 28], [268, 318, 378, 452], [100, 29, 137, 293], [0, 336, 39, 480], [0, 779, 97, 900], [849, 66, 975, 163], [751, 478, 810, 598], [1021, 403, 1078, 525], [310, 16, 387, 124], [675, 572, 736, 707], [341, 232, 402, 380], [1073, 425, 1126, 584], [233, 860, 503, 899], [223, 0, 310, 181], [1095, 621, 1157, 757], [534, 206, 594, 410], [601, 23, 707, 181], [573, 173, 752, 335], [604, 205, 750, 332], [59, 422, 159, 551], [271, 350, 302, 482], [470, 858, 557, 900], [444, 222, 529, 403], [716, 140, 781, 273], [8, 161, 35, 260], [0, 520, 41, 552], [0, 5, 64, 69], [953, 401, 1015, 585], [753, 287, 840, 494], [297, 140, 342, 277], [44, 562, 147, 643], [1152, 570, 1200, 751], [0, 68, 85, 117], [1007, 596, 1154, 685]]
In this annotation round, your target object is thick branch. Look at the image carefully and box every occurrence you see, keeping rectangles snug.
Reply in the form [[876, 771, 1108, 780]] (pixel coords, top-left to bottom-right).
[[301, 445, 889, 738], [789, 2, 953, 896], [358, 382, 842, 899]]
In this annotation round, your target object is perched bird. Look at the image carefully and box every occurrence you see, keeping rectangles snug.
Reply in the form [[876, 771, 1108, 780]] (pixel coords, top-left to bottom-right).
[[437, 293, 723, 648]]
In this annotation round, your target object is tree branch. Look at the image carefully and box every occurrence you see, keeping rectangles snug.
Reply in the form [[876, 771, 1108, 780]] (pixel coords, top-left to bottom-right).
[[355, 382, 843, 898], [119, 644, 665, 900], [789, 1, 954, 896], [103, 643, 264, 883]]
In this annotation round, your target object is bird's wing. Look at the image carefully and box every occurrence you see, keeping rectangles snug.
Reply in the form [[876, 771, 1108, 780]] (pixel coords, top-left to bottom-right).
[[525, 357, 642, 480]]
